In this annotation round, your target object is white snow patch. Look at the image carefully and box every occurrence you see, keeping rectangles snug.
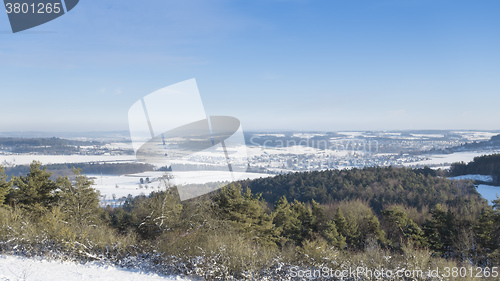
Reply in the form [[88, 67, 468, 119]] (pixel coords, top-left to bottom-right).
[[403, 151, 500, 167], [338, 132, 363, 138], [410, 133, 445, 139], [450, 174, 493, 182], [103, 142, 133, 150], [476, 184, 500, 205], [253, 133, 285, 138], [0, 255, 187, 281], [292, 133, 325, 138], [92, 171, 272, 201], [453, 131, 499, 141]]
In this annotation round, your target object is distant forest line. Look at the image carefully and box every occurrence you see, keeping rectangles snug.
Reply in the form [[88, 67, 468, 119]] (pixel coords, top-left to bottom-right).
[[450, 154, 500, 185], [0, 137, 133, 155], [4, 162, 155, 178]]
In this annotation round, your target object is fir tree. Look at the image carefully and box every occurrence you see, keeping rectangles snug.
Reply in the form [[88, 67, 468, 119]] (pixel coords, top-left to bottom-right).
[[0, 166, 11, 205], [10, 161, 58, 214]]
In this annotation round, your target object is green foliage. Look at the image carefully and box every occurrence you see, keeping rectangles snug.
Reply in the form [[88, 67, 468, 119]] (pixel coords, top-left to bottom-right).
[[119, 187, 182, 240], [9, 161, 58, 215], [212, 183, 279, 248], [449, 154, 500, 185], [322, 220, 346, 249], [382, 206, 427, 249], [272, 196, 302, 246], [0, 137, 101, 154], [1, 161, 500, 278], [423, 204, 456, 258], [272, 197, 347, 249], [57, 168, 102, 229], [239, 166, 483, 213], [474, 205, 500, 265], [335, 200, 386, 249], [333, 207, 347, 237], [0, 166, 11, 205], [5, 162, 154, 179]]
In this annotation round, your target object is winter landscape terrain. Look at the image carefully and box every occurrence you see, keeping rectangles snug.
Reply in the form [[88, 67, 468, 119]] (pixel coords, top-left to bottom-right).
[[0, 130, 499, 203], [1, 130, 500, 280]]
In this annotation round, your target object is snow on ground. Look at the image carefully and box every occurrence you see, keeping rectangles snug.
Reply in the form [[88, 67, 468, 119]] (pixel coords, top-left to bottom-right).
[[291, 133, 325, 138], [410, 133, 445, 139], [92, 171, 272, 201], [252, 133, 285, 138], [0, 155, 136, 166], [403, 151, 500, 167], [0, 255, 188, 281], [103, 142, 134, 150], [449, 174, 493, 182], [452, 131, 499, 141], [476, 184, 500, 205], [169, 171, 271, 185], [338, 132, 363, 138], [246, 145, 350, 157]]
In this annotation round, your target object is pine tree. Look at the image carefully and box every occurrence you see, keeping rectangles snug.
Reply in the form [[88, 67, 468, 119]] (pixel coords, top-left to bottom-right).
[[423, 204, 456, 257], [57, 168, 101, 228], [213, 183, 279, 247], [311, 199, 325, 233], [363, 215, 386, 246], [273, 196, 302, 246], [382, 206, 427, 249], [474, 206, 500, 265], [322, 220, 346, 249], [11, 161, 58, 215], [291, 200, 314, 243], [334, 207, 347, 239], [0, 166, 11, 205]]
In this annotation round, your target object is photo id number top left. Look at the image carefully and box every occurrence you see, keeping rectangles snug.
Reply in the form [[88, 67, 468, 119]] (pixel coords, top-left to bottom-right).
[[4, 0, 79, 33]]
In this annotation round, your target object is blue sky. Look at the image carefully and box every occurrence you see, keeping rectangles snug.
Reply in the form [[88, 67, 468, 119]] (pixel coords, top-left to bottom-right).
[[0, 0, 499, 132]]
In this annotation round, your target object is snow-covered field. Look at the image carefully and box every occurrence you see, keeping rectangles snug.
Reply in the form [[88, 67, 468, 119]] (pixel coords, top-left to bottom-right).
[[410, 133, 445, 139], [252, 133, 285, 138], [291, 133, 326, 138], [92, 171, 272, 201], [338, 131, 363, 138], [0, 255, 188, 281], [476, 184, 500, 204], [404, 151, 500, 167], [449, 174, 493, 182], [453, 131, 499, 141]]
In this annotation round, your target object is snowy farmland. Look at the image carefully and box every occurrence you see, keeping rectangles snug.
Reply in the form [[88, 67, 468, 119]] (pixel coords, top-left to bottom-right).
[[403, 150, 500, 168], [476, 184, 500, 204], [0, 255, 187, 281], [449, 174, 493, 182], [1, 130, 499, 203], [92, 171, 272, 203]]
